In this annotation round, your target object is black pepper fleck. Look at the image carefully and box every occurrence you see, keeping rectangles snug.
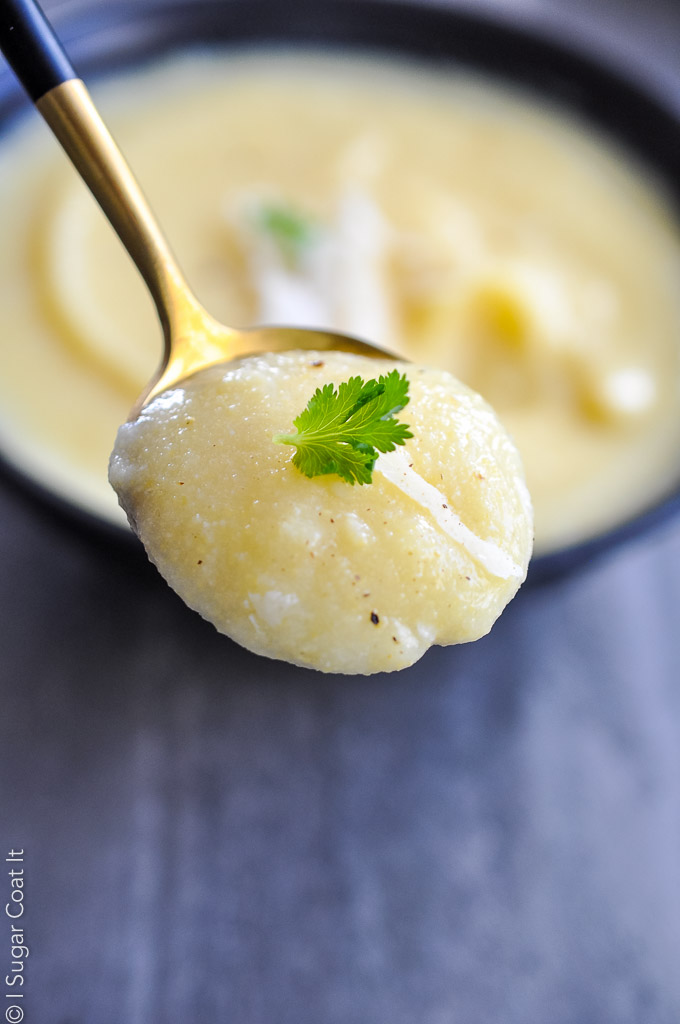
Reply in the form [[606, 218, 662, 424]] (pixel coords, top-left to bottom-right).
[[370, 612, 379, 625]]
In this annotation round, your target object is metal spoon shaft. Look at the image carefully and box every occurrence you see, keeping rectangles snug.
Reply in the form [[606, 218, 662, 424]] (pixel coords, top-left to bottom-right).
[[38, 80, 194, 344], [1, 0, 202, 352]]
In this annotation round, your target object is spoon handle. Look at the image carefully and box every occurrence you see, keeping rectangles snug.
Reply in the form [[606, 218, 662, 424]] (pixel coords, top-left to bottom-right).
[[0, 0, 196, 346], [0, 0, 74, 100]]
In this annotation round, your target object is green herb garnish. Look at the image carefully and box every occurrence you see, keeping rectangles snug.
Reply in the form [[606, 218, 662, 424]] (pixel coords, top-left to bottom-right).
[[274, 370, 413, 485], [254, 201, 318, 268]]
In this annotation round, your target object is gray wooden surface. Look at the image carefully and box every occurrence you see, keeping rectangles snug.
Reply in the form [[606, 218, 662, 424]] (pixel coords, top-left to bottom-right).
[[1, 1, 680, 1021]]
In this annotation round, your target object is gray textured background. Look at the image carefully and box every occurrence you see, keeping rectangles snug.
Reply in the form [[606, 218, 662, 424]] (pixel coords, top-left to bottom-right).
[[1, 1, 680, 1021]]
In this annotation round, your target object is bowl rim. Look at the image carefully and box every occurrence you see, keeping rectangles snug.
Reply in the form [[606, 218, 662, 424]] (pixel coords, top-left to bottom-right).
[[1, 0, 679, 582]]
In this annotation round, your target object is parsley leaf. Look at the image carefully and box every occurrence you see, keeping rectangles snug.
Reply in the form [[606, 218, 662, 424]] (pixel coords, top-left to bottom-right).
[[274, 370, 413, 485], [253, 202, 318, 268]]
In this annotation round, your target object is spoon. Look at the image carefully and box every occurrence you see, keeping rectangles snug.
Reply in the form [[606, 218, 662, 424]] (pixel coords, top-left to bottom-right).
[[0, 0, 393, 418]]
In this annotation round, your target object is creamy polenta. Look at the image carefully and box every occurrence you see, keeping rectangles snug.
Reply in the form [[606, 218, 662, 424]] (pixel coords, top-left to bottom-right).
[[0, 51, 679, 552], [109, 351, 533, 673]]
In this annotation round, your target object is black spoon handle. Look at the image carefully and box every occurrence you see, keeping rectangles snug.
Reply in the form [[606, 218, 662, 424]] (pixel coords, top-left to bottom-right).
[[0, 0, 76, 101]]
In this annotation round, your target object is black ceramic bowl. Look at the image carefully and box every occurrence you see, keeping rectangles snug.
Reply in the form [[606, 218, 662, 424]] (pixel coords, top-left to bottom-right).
[[1, 0, 679, 582]]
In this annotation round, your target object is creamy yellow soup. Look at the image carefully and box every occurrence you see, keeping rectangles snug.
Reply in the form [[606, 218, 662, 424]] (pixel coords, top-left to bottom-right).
[[0, 51, 679, 552], [110, 351, 533, 674]]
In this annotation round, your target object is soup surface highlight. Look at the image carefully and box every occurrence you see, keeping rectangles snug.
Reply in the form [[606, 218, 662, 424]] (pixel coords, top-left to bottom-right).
[[1, 51, 679, 551]]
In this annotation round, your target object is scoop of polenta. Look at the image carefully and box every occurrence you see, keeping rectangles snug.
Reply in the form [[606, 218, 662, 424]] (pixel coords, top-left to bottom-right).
[[109, 351, 533, 674]]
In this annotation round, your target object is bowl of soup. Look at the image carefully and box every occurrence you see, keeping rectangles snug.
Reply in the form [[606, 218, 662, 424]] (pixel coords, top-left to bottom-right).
[[0, 0, 679, 582]]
